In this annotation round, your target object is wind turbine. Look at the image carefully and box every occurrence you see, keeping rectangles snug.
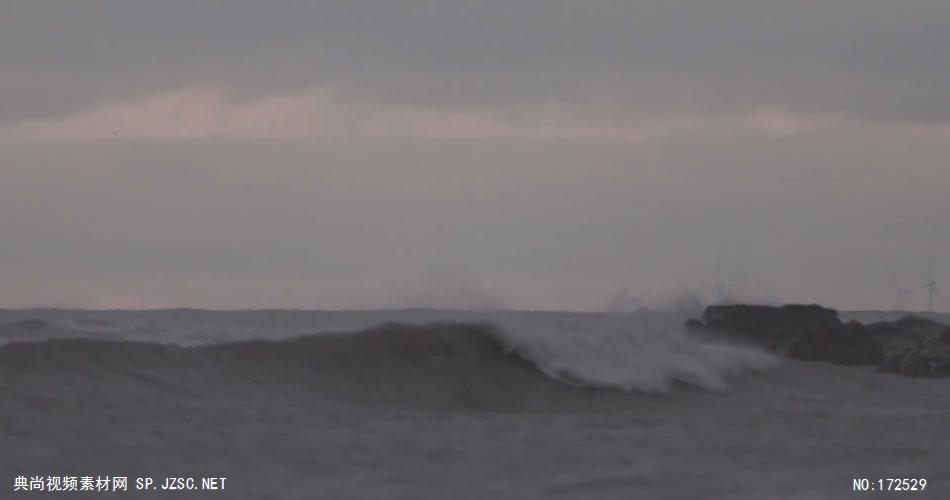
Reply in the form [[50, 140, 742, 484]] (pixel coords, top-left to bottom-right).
[[921, 258, 944, 312], [890, 272, 911, 311]]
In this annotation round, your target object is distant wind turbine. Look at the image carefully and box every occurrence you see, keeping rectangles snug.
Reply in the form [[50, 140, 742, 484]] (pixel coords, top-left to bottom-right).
[[890, 272, 911, 311], [921, 258, 944, 312]]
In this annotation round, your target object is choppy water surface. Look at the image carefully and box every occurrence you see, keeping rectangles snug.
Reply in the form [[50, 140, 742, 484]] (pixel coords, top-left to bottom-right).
[[2, 309, 948, 499]]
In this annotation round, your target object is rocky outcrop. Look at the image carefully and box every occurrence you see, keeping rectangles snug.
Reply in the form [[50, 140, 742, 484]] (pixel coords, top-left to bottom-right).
[[866, 316, 950, 377], [691, 304, 882, 366], [688, 304, 950, 377]]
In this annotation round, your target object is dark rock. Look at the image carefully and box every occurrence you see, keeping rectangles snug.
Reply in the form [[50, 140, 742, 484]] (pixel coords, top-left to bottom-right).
[[692, 304, 884, 366], [869, 317, 950, 377], [702, 304, 839, 334], [865, 316, 943, 358], [683, 318, 704, 331], [780, 321, 883, 366], [690, 305, 950, 376]]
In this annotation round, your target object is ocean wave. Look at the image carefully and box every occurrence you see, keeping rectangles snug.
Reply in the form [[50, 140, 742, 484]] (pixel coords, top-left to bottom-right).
[[0, 319, 774, 410], [501, 314, 776, 393]]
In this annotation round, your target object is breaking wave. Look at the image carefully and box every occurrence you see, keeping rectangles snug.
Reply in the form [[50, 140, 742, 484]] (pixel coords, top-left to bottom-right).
[[501, 314, 776, 393], [0, 318, 774, 411]]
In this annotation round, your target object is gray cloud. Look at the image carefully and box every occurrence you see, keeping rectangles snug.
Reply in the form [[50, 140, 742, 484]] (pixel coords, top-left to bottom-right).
[[2, 2, 950, 310], [3, 1, 950, 123]]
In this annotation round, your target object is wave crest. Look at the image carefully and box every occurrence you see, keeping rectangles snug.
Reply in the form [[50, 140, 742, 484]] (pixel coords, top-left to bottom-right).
[[1, 319, 775, 410], [500, 314, 776, 393]]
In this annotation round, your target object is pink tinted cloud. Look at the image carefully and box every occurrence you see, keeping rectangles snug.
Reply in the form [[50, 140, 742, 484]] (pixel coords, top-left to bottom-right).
[[4, 85, 946, 144]]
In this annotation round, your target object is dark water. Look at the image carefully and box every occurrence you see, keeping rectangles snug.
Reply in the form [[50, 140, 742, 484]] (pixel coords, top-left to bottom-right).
[[2, 310, 948, 499]]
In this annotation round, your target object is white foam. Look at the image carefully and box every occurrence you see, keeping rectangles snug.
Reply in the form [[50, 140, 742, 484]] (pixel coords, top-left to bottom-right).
[[497, 312, 777, 393]]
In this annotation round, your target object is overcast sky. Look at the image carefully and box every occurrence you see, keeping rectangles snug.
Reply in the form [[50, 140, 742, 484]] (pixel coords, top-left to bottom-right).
[[1, 1, 949, 311]]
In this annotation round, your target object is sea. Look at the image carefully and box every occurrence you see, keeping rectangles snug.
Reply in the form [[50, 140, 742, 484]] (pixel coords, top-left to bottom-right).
[[2, 308, 948, 499]]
